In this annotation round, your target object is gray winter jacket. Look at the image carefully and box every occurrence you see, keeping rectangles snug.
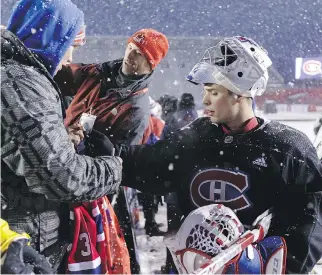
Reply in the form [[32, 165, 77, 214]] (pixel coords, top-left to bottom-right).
[[1, 29, 122, 252]]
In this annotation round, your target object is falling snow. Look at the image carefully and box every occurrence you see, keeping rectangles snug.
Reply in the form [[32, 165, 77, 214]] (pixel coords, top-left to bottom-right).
[[1, 0, 321, 273]]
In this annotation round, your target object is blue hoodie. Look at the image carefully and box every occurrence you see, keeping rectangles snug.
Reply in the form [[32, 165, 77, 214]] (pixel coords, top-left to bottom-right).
[[7, 0, 84, 76]]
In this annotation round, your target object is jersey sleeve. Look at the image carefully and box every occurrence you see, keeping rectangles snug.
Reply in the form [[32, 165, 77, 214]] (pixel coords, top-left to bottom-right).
[[271, 144, 322, 273], [120, 118, 212, 194]]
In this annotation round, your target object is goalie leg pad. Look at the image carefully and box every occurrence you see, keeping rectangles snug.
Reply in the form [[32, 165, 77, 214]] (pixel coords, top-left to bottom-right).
[[223, 245, 263, 274], [257, 236, 287, 274], [222, 237, 286, 274]]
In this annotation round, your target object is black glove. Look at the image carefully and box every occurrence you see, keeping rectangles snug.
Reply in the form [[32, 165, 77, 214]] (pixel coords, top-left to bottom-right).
[[84, 129, 116, 157], [1, 239, 52, 274]]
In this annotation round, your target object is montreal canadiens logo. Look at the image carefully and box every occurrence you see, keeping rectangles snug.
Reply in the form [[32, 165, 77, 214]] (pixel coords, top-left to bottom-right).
[[302, 60, 322, 76], [190, 168, 252, 211], [133, 33, 145, 44]]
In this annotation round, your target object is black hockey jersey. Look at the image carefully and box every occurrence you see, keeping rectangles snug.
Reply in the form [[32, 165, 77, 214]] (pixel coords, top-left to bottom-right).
[[121, 117, 322, 274]]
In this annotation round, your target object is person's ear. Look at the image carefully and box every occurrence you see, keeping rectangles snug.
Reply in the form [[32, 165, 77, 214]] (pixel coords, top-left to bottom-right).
[[235, 96, 247, 104]]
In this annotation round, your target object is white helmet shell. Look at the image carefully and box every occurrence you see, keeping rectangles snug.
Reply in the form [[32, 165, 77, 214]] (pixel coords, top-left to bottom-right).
[[186, 36, 272, 97]]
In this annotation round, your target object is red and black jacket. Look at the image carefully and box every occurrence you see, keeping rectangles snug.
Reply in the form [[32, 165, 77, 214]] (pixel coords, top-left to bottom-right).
[[54, 59, 151, 145]]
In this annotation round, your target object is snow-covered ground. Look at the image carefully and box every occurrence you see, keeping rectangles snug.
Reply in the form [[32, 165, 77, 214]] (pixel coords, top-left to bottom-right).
[[135, 111, 322, 274], [136, 204, 168, 274]]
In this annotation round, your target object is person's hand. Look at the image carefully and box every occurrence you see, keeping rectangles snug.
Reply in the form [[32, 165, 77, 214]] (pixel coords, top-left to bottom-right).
[[1, 239, 52, 274], [67, 123, 85, 146], [84, 129, 116, 157]]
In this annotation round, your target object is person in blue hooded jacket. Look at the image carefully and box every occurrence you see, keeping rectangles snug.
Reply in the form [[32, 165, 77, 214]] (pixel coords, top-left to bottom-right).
[[1, 0, 123, 272]]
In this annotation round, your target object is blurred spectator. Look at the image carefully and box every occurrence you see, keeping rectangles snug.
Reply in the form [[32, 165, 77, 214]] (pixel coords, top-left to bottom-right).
[[158, 95, 179, 139], [158, 94, 178, 125], [54, 28, 169, 273], [159, 93, 198, 273], [174, 93, 198, 128], [139, 97, 166, 236]]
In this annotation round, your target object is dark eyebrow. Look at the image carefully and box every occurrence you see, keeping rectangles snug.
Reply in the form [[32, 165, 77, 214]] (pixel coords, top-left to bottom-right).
[[204, 86, 216, 92]]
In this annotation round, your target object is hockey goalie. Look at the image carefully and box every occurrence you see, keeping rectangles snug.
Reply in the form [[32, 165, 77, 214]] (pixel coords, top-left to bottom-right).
[[164, 204, 287, 274]]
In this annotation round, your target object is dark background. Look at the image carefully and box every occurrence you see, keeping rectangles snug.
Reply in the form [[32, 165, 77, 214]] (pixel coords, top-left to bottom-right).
[[2, 0, 321, 100]]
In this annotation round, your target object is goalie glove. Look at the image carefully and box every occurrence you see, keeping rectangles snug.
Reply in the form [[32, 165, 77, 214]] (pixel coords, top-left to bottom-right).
[[164, 204, 244, 274], [164, 205, 287, 274]]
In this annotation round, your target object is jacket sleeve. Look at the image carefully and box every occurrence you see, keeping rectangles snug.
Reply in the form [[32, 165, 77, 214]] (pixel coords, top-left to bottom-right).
[[1, 72, 122, 202], [271, 145, 322, 273], [113, 106, 150, 145], [54, 63, 95, 97], [120, 119, 207, 194], [120, 140, 179, 195]]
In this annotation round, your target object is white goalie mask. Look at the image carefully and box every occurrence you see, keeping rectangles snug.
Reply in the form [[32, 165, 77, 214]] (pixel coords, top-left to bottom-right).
[[186, 36, 272, 97], [164, 204, 244, 274]]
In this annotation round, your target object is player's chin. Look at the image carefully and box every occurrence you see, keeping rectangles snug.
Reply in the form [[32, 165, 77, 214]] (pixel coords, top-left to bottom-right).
[[124, 63, 138, 74], [125, 68, 137, 76], [210, 116, 222, 124]]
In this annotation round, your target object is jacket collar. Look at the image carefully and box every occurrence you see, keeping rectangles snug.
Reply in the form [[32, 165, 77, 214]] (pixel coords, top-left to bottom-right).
[[221, 117, 259, 134], [1, 29, 48, 74], [100, 58, 153, 99]]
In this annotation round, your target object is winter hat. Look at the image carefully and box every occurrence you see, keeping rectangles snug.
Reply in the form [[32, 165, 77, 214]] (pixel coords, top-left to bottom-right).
[[7, 0, 84, 76], [128, 28, 169, 69], [179, 93, 196, 109]]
